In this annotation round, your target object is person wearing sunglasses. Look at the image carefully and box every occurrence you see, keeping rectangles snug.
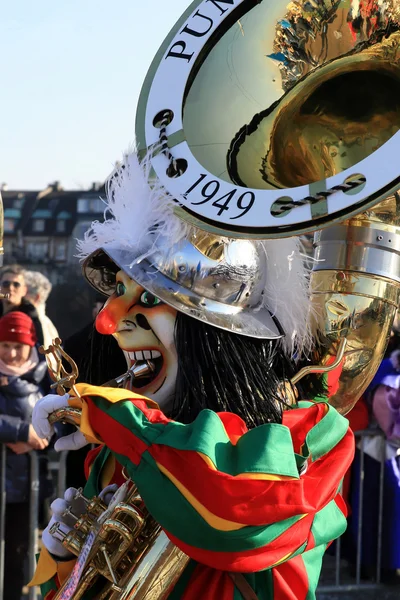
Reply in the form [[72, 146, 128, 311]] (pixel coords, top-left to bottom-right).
[[0, 266, 44, 345]]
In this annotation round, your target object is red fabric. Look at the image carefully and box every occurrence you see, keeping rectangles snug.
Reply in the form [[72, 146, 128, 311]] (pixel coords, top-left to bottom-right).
[[333, 492, 348, 519], [84, 445, 103, 479], [217, 412, 249, 445], [272, 555, 309, 600], [282, 403, 328, 454], [87, 398, 149, 466], [86, 397, 354, 527], [181, 565, 234, 600], [164, 514, 315, 572], [0, 311, 36, 346], [305, 531, 316, 552]]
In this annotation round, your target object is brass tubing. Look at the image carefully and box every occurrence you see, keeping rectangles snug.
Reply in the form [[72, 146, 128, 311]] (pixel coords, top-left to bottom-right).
[[310, 195, 400, 414]]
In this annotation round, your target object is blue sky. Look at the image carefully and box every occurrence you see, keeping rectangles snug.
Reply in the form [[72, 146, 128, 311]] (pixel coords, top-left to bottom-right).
[[0, 0, 190, 189]]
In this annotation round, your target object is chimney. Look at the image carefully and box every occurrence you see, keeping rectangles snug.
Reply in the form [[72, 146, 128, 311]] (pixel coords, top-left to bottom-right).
[[91, 182, 102, 192], [51, 181, 63, 192], [1, 183, 8, 191]]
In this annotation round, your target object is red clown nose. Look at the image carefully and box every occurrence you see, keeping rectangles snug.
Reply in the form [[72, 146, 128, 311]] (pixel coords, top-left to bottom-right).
[[95, 308, 117, 335]]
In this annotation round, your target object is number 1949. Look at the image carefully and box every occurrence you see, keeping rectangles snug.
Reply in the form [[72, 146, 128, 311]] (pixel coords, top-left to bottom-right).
[[183, 173, 255, 220]]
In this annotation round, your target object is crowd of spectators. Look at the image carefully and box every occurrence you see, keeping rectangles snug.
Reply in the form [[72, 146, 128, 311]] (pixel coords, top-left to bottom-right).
[[0, 266, 62, 599], [0, 264, 125, 599]]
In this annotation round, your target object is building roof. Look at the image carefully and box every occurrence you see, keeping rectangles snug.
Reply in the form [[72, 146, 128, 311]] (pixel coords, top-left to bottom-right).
[[1, 183, 106, 238]]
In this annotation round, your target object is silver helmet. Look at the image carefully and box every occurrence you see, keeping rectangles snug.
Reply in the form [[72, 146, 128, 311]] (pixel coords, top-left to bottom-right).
[[78, 152, 311, 351], [83, 230, 284, 340]]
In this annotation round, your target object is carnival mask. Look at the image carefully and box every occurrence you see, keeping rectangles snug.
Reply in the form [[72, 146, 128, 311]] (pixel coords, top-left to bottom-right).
[[95, 270, 178, 409]]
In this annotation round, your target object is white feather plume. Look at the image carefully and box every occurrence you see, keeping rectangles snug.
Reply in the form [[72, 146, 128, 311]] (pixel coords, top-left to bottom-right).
[[76, 151, 188, 261], [260, 237, 313, 356]]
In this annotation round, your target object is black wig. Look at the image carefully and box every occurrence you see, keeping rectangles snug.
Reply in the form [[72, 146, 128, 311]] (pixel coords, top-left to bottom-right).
[[171, 311, 326, 429]]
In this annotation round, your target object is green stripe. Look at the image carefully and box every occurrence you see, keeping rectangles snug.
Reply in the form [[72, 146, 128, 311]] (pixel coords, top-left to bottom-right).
[[310, 498, 347, 547], [113, 449, 307, 554], [302, 546, 327, 600]]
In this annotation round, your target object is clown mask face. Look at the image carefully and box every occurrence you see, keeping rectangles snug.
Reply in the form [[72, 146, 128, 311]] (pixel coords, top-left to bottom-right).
[[95, 270, 178, 409]]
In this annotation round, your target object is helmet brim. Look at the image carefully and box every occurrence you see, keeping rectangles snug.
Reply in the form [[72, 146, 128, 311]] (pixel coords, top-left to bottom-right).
[[82, 247, 285, 341]]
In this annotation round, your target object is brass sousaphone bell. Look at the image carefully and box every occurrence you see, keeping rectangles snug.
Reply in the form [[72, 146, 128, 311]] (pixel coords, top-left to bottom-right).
[[137, 0, 400, 415]]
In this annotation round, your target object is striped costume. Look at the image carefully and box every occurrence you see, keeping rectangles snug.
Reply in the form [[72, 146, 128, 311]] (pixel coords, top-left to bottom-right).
[[32, 385, 354, 599]]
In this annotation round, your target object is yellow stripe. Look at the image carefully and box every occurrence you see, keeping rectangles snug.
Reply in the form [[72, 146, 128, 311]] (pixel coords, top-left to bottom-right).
[[75, 383, 159, 408], [156, 462, 246, 532], [197, 452, 298, 481], [101, 454, 116, 489], [67, 396, 102, 445], [28, 547, 76, 587]]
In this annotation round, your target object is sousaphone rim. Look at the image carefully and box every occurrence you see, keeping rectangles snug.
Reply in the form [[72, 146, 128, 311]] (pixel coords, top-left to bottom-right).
[[135, 0, 400, 239]]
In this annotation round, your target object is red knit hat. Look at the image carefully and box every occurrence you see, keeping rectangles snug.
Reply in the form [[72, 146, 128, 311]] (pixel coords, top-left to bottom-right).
[[0, 312, 37, 347]]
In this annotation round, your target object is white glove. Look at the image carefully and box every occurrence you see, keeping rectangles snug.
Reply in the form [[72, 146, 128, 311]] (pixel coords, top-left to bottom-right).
[[55, 430, 88, 452], [41, 487, 86, 559], [33, 393, 88, 452], [99, 484, 119, 506]]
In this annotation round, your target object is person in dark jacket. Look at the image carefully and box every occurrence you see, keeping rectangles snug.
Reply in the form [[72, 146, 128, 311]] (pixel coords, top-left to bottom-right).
[[0, 265, 44, 345], [0, 311, 49, 600]]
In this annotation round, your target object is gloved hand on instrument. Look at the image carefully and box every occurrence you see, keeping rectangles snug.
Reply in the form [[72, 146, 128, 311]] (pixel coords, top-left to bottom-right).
[[32, 394, 88, 452], [42, 485, 119, 559], [42, 487, 85, 559]]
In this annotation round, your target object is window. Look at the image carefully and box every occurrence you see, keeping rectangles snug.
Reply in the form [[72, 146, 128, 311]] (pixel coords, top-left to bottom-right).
[[54, 241, 67, 261], [26, 242, 48, 260], [4, 219, 14, 233], [32, 219, 45, 233], [77, 198, 89, 213], [13, 199, 23, 209], [89, 198, 104, 213], [77, 197, 104, 213], [56, 220, 66, 233]]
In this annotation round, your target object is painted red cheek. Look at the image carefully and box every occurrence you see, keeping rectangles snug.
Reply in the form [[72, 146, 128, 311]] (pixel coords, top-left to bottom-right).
[[95, 309, 117, 335]]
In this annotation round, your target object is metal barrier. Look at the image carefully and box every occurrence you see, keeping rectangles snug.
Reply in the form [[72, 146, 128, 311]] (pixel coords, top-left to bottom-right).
[[28, 451, 40, 600], [57, 451, 69, 499], [0, 446, 6, 600], [318, 429, 387, 594], [0, 445, 40, 600]]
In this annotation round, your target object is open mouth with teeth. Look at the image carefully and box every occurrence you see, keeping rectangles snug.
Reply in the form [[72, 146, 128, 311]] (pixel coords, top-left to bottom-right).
[[126, 349, 164, 389]]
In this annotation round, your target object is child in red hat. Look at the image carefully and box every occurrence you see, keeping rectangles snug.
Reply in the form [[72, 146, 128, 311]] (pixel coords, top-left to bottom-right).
[[0, 312, 49, 600]]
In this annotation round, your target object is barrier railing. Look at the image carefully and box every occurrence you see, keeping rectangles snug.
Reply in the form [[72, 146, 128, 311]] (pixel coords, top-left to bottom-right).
[[0, 446, 6, 600], [0, 445, 40, 600], [318, 429, 387, 594], [28, 451, 40, 600]]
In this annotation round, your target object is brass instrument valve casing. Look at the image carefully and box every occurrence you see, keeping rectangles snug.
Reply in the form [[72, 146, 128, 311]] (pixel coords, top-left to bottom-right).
[[311, 196, 400, 414], [49, 522, 85, 557], [62, 530, 85, 557]]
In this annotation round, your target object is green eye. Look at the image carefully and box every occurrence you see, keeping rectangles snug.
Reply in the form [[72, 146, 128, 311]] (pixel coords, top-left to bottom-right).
[[116, 282, 126, 297], [140, 291, 162, 307]]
